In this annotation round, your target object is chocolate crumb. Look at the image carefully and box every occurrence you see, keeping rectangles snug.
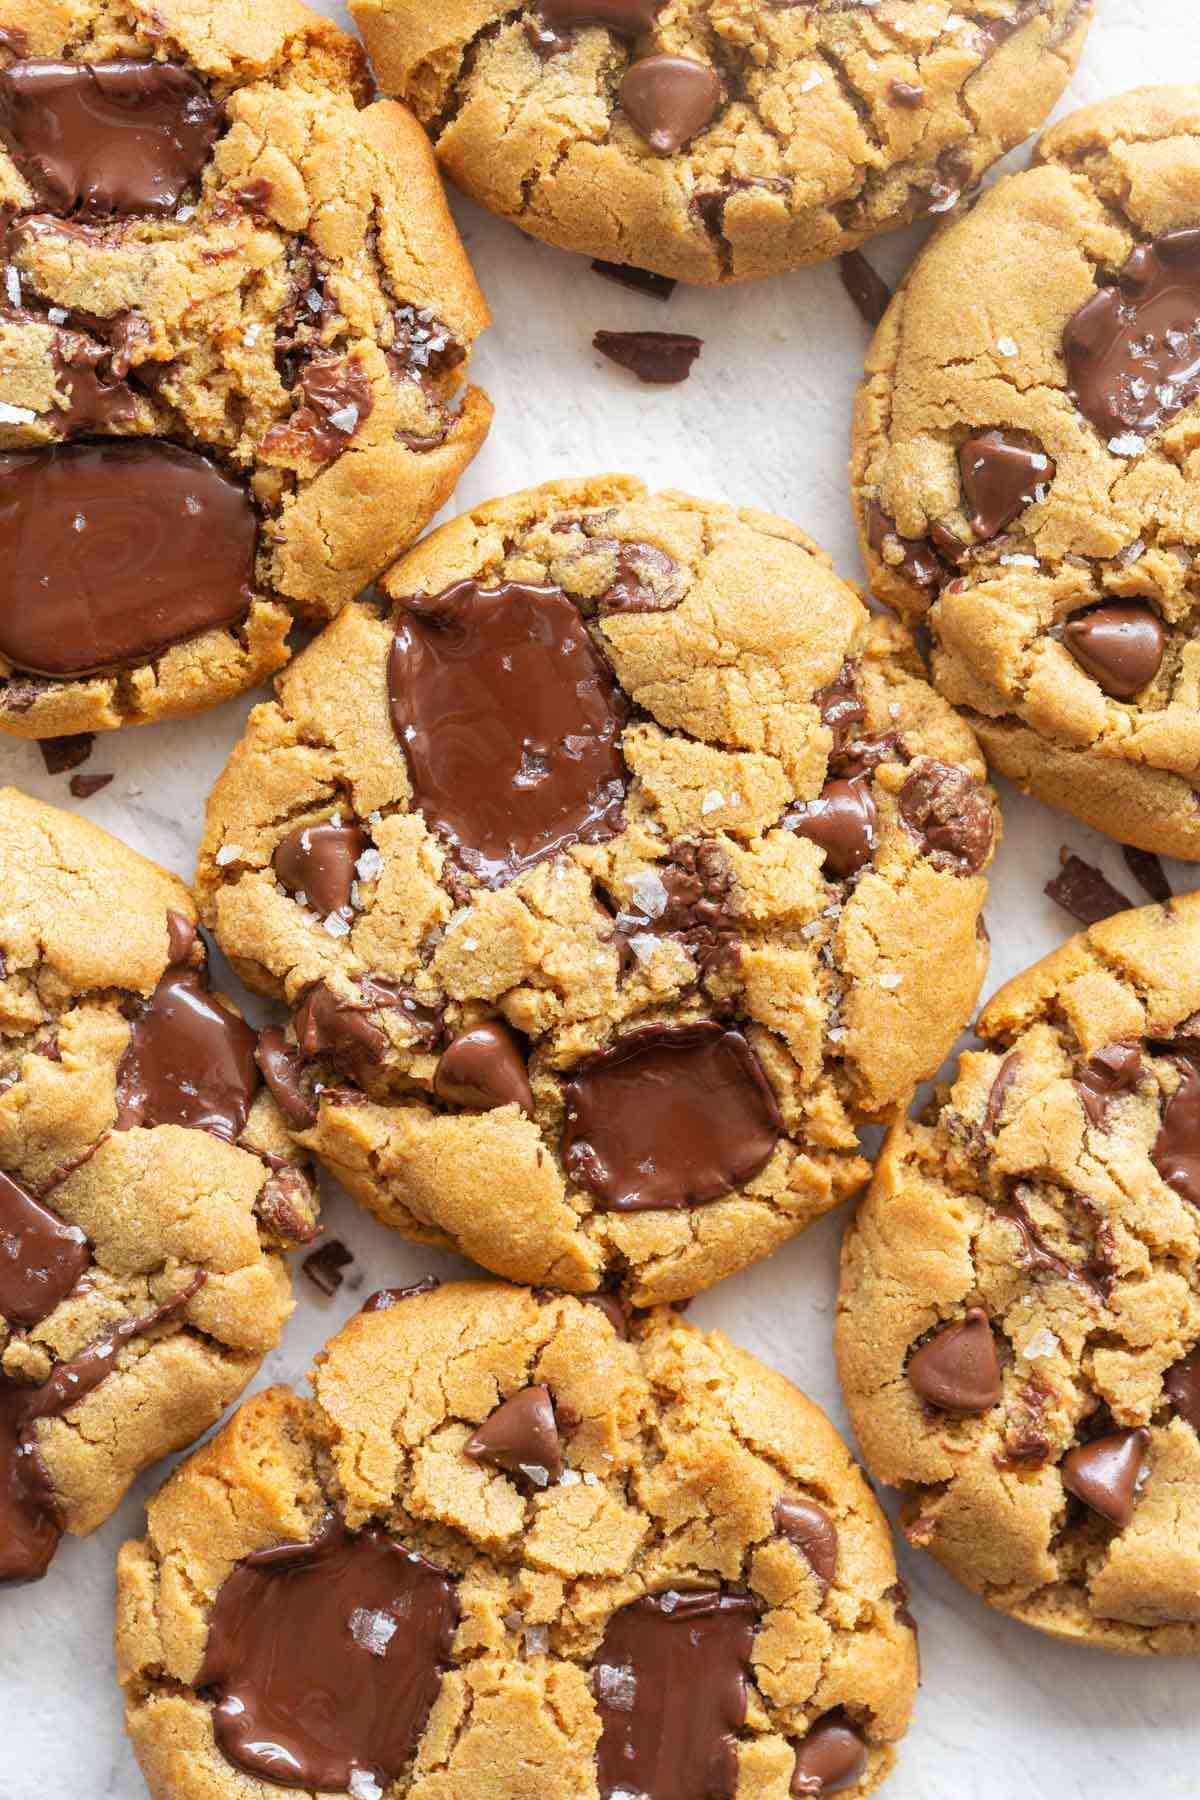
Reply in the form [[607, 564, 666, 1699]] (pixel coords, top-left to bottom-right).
[[68, 773, 112, 799], [39, 733, 94, 775], [1045, 852, 1132, 926], [593, 329, 702, 385], [839, 250, 891, 327], [591, 259, 677, 302], [302, 1238, 354, 1296], [1121, 846, 1172, 906]]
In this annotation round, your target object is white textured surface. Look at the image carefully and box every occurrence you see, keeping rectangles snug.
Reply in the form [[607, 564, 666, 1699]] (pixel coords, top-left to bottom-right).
[[1, 5, 1196, 1796]]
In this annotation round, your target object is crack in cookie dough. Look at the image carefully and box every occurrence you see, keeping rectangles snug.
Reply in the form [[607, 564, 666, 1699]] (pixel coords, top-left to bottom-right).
[[197, 475, 998, 1305], [851, 84, 1200, 858], [351, 0, 1091, 285], [116, 1281, 917, 1797], [0, 0, 490, 739], [0, 787, 318, 1580], [836, 893, 1200, 1652]]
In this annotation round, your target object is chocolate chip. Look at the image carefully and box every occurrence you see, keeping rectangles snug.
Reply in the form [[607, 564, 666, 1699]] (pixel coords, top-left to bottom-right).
[[37, 733, 93, 775], [619, 54, 721, 155], [839, 250, 891, 327], [1063, 603, 1165, 699], [790, 1712, 869, 1796], [783, 777, 877, 878], [388, 579, 628, 889], [273, 821, 368, 919], [592, 1591, 758, 1799], [68, 772, 112, 799], [1061, 1428, 1149, 1527], [541, 0, 662, 31], [115, 968, 260, 1142], [1075, 1042, 1143, 1129], [434, 1021, 533, 1115], [593, 328, 702, 384], [292, 982, 388, 1084], [984, 1051, 1021, 1135], [1122, 846, 1172, 906], [263, 354, 374, 463], [0, 1167, 90, 1327], [0, 59, 220, 218], [256, 1027, 317, 1130], [590, 258, 677, 301], [774, 1495, 838, 1590], [1165, 1348, 1200, 1433], [1044, 851, 1132, 926], [199, 1516, 458, 1790], [958, 430, 1053, 540], [898, 761, 993, 874], [865, 501, 946, 589], [0, 443, 257, 678], [1064, 229, 1200, 442], [464, 1385, 563, 1482], [302, 1239, 354, 1296], [361, 1276, 440, 1313], [1152, 1055, 1200, 1207], [907, 1309, 1001, 1414]]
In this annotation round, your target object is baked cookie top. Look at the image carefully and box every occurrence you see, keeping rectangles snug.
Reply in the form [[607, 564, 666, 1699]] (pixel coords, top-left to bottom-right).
[[351, 0, 1090, 286], [117, 1280, 918, 1799], [197, 474, 998, 1305], [0, 0, 490, 739], [836, 892, 1200, 1653], [852, 85, 1200, 859], [0, 786, 318, 1585]]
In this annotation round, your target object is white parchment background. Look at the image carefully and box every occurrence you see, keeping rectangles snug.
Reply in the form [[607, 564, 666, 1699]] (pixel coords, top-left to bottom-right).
[[1, 3, 1195, 1795]]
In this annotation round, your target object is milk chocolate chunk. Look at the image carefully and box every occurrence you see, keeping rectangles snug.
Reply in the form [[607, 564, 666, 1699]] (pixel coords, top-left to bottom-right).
[[292, 981, 388, 1083], [0, 1377, 60, 1585], [1152, 1056, 1200, 1207], [784, 777, 877, 878], [959, 430, 1053, 539], [541, 0, 662, 31], [1165, 1348, 1200, 1433], [0, 442, 257, 677], [388, 580, 628, 887], [256, 1027, 317, 1129], [465, 1384, 562, 1483], [263, 354, 373, 463], [0, 59, 219, 218], [166, 909, 197, 966], [907, 1310, 1001, 1414], [594, 328, 702, 384], [774, 1496, 838, 1590], [1064, 229, 1200, 442], [115, 969, 260, 1142], [592, 1591, 758, 1800], [273, 821, 368, 918], [1075, 1042, 1143, 1129], [0, 1168, 89, 1326], [898, 761, 992, 874], [791, 1712, 868, 1796], [1063, 603, 1165, 699], [561, 1023, 782, 1212], [619, 54, 721, 155], [199, 1516, 458, 1791], [1061, 1428, 1149, 1527], [45, 328, 139, 437], [434, 1021, 534, 1115], [1122, 846, 1172, 906]]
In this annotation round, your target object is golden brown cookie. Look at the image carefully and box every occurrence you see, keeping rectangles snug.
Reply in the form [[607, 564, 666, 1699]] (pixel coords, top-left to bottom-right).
[[351, 0, 1090, 285], [0, 0, 490, 739], [197, 474, 999, 1305], [116, 1280, 918, 1798], [0, 785, 318, 1585], [852, 85, 1200, 859], [836, 892, 1200, 1653]]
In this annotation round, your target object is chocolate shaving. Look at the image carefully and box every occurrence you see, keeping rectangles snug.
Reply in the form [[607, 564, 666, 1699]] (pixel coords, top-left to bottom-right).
[[839, 250, 891, 327], [593, 329, 702, 385], [1045, 852, 1132, 927], [1121, 846, 1172, 906], [590, 259, 677, 302], [68, 772, 112, 799], [38, 733, 94, 775], [302, 1239, 354, 1296]]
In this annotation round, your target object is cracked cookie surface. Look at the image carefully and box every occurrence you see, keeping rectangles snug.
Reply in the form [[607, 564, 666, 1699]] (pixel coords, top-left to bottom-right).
[[0, 786, 318, 1582], [852, 85, 1200, 858], [0, 0, 490, 739], [836, 893, 1200, 1652], [197, 474, 998, 1305], [116, 1279, 918, 1798], [351, 0, 1090, 286]]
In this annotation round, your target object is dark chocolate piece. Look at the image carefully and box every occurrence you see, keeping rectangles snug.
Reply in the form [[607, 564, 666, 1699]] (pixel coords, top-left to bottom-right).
[[591, 258, 677, 301], [1122, 846, 1172, 905], [839, 250, 890, 327], [0, 1168, 90, 1327], [958, 430, 1053, 539], [1044, 852, 1131, 926], [865, 501, 946, 589], [1152, 1055, 1200, 1208], [361, 1276, 441, 1313], [984, 1051, 1021, 1135], [263, 354, 373, 463], [302, 1239, 354, 1296], [68, 772, 112, 799], [608, 840, 739, 975], [1165, 1348, 1200, 1433], [898, 761, 993, 874], [619, 54, 721, 155], [783, 777, 877, 878], [273, 821, 368, 919], [37, 733, 93, 775], [1064, 229, 1200, 442], [774, 1495, 838, 1590], [255, 1027, 317, 1129], [434, 1021, 533, 1115], [292, 981, 388, 1084], [1063, 603, 1165, 699], [790, 1712, 869, 1796], [580, 1292, 628, 1337], [541, 0, 662, 31], [593, 328, 702, 384], [1075, 1042, 1143, 1129], [115, 967, 260, 1142]]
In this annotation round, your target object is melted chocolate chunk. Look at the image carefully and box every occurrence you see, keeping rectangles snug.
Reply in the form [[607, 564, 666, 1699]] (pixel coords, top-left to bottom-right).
[[898, 761, 993, 874], [1152, 1055, 1200, 1207], [1075, 1042, 1143, 1129], [592, 1591, 758, 1800], [256, 1026, 318, 1129], [591, 258, 677, 301], [0, 59, 219, 219], [434, 1021, 534, 1115], [387, 579, 628, 888], [263, 354, 373, 463], [609, 841, 739, 975], [1044, 852, 1131, 926], [115, 968, 260, 1142], [1061, 1428, 1148, 1527], [839, 250, 891, 327], [542, 0, 662, 29], [984, 1051, 1021, 1136], [361, 1276, 440, 1313], [595, 538, 680, 614], [302, 1238, 354, 1296], [593, 328, 702, 384], [1064, 229, 1200, 442], [0, 1168, 90, 1327], [38, 733, 93, 775], [994, 1186, 1108, 1300], [619, 54, 721, 155], [907, 1309, 1001, 1414], [464, 1384, 563, 1483], [561, 1023, 782, 1213], [1165, 1348, 1200, 1433], [1122, 846, 1172, 906], [790, 1712, 868, 1796], [959, 430, 1053, 540], [783, 777, 877, 878], [774, 1495, 838, 1590], [0, 442, 257, 677], [41, 325, 140, 437], [199, 1516, 458, 1791], [1063, 603, 1165, 699], [865, 501, 946, 589], [292, 982, 388, 1083], [815, 663, 866, 752], [273, 820, 368, 919]]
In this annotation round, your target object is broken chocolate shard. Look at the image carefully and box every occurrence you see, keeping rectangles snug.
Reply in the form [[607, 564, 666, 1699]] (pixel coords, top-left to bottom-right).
[[590, 258, 677, 301], [302, 1239, 354, 1296], [593, 328, 702, 384], [37, 733, 93, 776], [839, 250, 890, 327], [464, 1384, 563, 1483], [1044, 852, 1131, 927], [1121, 846, 1172, 906]]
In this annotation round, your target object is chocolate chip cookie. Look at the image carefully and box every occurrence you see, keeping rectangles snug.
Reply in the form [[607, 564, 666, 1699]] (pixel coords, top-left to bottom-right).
[[0, 786, 318, 1584], [351, 0, 1090, 285], [0, 0, 490, 740], [852, 85, 1200, 859], [117, 1280, 918, 1797], [196, 475, 999, 1305], [836, 892, 1200, 1652]]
